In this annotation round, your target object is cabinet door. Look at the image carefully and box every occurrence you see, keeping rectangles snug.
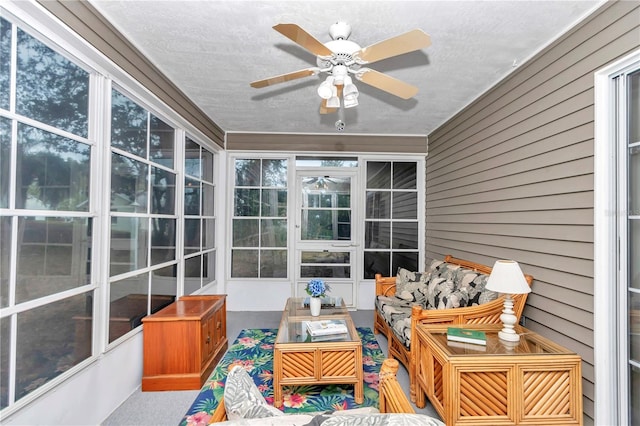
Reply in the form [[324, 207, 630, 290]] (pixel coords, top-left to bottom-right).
[[213, 306, 224, 347], [201, 318, 211, 364]]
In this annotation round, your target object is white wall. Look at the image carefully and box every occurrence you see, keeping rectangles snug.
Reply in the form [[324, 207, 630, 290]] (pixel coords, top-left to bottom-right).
[[2, 334, 143, 425]]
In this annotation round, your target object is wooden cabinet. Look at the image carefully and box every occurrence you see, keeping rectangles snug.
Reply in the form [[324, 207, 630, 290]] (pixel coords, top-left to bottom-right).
[[414, 324, 583, 425], [141, 295, 227, 391]]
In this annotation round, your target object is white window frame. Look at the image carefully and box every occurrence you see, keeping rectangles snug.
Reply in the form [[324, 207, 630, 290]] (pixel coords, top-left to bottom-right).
[[593, 48, 640, 426]]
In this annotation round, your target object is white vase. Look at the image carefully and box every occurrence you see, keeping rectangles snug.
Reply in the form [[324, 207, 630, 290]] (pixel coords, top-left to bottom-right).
[[310, 297, 321, 316]]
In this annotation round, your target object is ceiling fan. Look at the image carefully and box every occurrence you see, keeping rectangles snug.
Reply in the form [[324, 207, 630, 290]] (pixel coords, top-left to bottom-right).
[[250, 22, 431, 114]]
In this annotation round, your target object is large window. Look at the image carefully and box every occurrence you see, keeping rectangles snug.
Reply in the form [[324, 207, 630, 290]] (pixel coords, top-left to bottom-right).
[[0, 16, 94, 409], [0, 10, 219, 413], [184, 136, 216, 294], [108, 88, 177, 344], [363, 161, 419, 278], [231, 158, 288, 278]]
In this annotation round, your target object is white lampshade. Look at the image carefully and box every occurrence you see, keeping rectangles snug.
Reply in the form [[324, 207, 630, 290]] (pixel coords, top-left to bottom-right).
[[326, 85, 340, 108], [343, 76, 359, 108], [317, 76, 335, 99], [485, 260, 531, 294]]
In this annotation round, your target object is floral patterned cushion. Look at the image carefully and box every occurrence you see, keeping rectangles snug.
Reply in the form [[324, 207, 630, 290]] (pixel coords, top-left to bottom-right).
[[424, 278, 469, 310], [455, 269, 499, 306], [224, 365, 284, 420], [375, 295, 415, 348], [394, 268, 430, 306]]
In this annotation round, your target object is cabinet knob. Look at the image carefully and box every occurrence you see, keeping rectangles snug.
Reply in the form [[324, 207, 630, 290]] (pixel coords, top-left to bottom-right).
[[206, 335, 210, 343], [217, 321, 221, 329]]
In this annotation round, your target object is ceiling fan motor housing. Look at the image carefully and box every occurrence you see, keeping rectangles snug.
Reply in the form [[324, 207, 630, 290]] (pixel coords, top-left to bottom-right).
[[329, 21, 352, 40]]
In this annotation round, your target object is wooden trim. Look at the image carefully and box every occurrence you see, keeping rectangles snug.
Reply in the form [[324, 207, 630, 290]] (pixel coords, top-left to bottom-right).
[[226, 132, 428, 153]]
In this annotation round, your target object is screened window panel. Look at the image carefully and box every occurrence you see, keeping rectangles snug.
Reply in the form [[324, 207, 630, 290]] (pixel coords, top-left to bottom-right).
[[151, 166, 175, 215], [630, 146, 639, 216], [366, 191, 391, 219], [184, 218, 200, 255], [1, 117, 11, 208], [364, 251, 390, 278], [393, 162, 417, 189], [231, 249, 259, 277], [0, 216, 10, 308], [109, 217, 149, 276], [0, 17, 10, 111], [15, 293, 89, 402], [365, 221, 390, 249], [367, 162, 391, 189], [149, 115, 174, 168], [392, 252, 419, 274], [235, 159, 260, 186], [184, 178, 200, 215], [392, 222, 419, 249], [108, 272, 149, 343], [202, 183, 214, 216], [233, 218, 259, 247], [202, 148, 214, 182], [16, 217, 91, 303], [16, 124, 90, 211], [261, 218, 287, 247], [261, 159, 287, 187], [111, 90, 147, 158], [16, 29, 88, 138], [110, 153, 148, 213], [151, 265, 177, 300], [150, 218, 176, 265], [234, 188, 260, 216], [364, 160, 419, 279], [392, 192, 417, 219], [0, 316, 9, 409], [259, 249, 287, 278], [184, 138, 201, 178]]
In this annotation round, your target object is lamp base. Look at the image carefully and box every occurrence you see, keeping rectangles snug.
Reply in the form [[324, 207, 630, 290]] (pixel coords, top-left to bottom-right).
[[498, 329, 521, 342], [498, 294, 520, 342]]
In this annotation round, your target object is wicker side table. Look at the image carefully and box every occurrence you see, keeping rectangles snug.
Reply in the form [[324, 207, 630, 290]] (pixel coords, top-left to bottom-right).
[[414, 323, 583, 425]]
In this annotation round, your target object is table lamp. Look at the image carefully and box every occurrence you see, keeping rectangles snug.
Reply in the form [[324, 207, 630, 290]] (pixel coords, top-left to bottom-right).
[[485, 260, 531, 342]]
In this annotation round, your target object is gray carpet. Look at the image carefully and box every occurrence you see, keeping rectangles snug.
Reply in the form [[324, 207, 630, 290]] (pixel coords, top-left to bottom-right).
[[102, 310, 440, 425]]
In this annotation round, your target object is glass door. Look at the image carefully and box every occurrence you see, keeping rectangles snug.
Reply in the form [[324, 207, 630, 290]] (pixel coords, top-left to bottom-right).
[[295, 171, 358, 308]]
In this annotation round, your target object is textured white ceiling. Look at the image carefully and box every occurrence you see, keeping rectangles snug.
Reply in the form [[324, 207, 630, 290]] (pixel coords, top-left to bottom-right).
[[90, 0, 602, 136]]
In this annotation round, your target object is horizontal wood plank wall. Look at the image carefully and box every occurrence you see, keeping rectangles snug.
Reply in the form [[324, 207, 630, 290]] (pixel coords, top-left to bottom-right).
[[425, 2, 640, 424], [37, 0, 225, 148], [226, 132, 428, 153]]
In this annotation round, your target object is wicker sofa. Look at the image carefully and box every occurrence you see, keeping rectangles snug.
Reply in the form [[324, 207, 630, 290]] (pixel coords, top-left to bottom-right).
[[374, 255, 533, 400]]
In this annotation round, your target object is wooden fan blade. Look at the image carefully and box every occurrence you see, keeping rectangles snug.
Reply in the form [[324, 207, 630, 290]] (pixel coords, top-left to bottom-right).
[[357, 69, 419, 99], [273, 23, 333, 57], [319, 99, 336, 114], [250, 68, 316, 88], [355, 29, 431, 64]]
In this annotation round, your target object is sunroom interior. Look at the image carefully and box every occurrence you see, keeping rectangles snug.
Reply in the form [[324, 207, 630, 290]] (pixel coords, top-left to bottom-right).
[[1, 1, 639, 426]]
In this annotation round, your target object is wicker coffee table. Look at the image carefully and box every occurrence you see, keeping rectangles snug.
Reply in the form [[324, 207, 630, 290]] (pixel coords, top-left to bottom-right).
[[272, 297, 363, 408]]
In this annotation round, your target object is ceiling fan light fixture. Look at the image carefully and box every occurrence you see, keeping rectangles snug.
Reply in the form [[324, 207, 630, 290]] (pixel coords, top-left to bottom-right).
[[317, 76, 335, 99], [343, 76, 359, 108], [326, 86, 340, 108], [343, 93, 358, 108]]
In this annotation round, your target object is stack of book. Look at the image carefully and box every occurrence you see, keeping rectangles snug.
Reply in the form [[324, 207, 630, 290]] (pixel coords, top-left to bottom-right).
[[306, 320, 348, 337], [446, 327, 487, 346]]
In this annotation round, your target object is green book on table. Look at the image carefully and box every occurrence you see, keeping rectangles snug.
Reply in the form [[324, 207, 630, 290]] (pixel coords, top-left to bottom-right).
[[446, 327, 487, 345]]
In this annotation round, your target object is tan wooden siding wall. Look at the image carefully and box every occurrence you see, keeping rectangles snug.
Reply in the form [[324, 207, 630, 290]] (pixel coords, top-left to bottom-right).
[[226, 132, 428, 153], [38, 0, 225, 147], [425, 2, 640, 424]]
